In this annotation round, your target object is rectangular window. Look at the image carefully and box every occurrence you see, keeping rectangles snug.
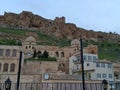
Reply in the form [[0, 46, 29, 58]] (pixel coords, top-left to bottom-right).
[[3, 63, 8, 72], [76, 65, 79, 70], [108, 64, 112, 68], [96, 63, 100, 67], [12, 49, 17, 57], [83, 55, 87, 61], [88, 56, 92, 61], [108, 74, 112, 79], [93, 56, 97, 61], [5, 49, 10, 56], [97, 73, 101, 78], [0, 49, 4, 56], [102, 74, 107, 78], [101, 63, 105, 68]]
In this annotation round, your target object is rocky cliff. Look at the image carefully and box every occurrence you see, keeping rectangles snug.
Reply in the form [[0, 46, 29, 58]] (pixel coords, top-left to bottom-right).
[[0, 11, 120, 42]]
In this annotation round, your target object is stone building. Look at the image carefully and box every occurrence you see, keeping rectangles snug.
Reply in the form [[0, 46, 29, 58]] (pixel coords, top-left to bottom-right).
[[0, 36, 98, 83], [0, 45, 22, 75], [21, 36, 81, 74]]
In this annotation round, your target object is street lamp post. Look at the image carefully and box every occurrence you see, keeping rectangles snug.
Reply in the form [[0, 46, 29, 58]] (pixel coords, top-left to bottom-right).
[[16, 51, 23, 90], [5, 77, 12, 90], [110, 83, 112, 90], [102, 79, 108, 90], [80, 38, 85, 90]]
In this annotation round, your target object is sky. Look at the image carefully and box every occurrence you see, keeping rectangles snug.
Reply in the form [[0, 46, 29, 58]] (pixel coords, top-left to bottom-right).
[[0, 0, 120, 34]]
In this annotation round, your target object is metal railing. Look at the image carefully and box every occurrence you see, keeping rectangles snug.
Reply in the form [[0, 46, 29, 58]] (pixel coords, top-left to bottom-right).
[[0, 82, 103, 90]]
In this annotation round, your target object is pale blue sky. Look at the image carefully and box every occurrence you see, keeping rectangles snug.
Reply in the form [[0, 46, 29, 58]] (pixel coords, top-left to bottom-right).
[[0, 0, 120, 34]]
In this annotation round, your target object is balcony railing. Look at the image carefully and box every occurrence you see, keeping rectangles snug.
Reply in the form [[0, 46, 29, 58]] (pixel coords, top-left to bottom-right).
[[73, 60, 81, 64]]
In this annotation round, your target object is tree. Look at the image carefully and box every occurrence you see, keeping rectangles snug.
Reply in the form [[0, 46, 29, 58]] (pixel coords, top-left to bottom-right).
[[42, 50, 49, 58]]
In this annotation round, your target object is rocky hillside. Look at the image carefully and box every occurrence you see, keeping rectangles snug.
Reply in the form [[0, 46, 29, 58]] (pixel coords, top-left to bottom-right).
[[0, 11, 120, 42]]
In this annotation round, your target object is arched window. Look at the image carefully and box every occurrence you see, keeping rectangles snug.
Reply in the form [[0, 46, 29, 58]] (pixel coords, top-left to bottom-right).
[[91, 50, 95, 54], [60, 63, 65, 67], [0, 63, 1, 72], [42, 50, 49, 58], [37, 51, 42, 58], [61, 52, 64, 58], [25, 46, 28, 49], [10, 63, 15, 72], [55, 51, 59, 57], [3, 63, 8, 72], [58, 63, 65, 72], [29, 45, 31, 48]]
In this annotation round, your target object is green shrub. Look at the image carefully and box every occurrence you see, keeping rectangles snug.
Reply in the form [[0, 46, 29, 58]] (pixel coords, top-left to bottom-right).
[[25, 57, 57, 62], [0, 27, 27, 35]]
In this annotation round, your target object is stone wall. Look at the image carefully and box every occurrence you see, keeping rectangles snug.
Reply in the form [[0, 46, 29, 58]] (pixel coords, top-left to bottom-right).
[[83, 45, 98, 54], [21, 61, 58, 75], [0, 74, 42, 83]]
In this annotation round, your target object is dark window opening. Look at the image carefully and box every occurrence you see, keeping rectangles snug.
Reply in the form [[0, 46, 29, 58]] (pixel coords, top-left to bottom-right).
[[3, 63, 8, 72], [55, 51, 59, 57], [61, 52, 64, 58], [10, 63, 15, 72], [5, 49, 10, 56]]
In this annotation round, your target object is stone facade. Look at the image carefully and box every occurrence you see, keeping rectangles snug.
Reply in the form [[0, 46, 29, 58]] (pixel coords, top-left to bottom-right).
[[22, 61, 58, 75], [0, 36, 98, 83], [21, 36, 82, 74], [0, 45, 22, 75]]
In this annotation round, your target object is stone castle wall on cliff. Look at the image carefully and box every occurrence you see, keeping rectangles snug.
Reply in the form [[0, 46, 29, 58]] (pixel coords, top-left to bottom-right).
[[0, 11, 120, 42]]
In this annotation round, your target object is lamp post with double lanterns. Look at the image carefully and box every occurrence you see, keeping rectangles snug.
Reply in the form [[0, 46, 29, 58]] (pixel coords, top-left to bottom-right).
[[5, 77, 12, 90], [102, 79, 108, 90]]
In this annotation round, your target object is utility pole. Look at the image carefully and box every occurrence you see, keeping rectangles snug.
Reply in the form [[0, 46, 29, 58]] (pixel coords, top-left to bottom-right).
[[16, 51, 22, 90], [80, 38, 85, 90]]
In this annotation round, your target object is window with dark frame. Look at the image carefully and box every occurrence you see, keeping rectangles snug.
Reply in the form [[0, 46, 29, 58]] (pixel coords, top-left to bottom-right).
[[3, 63, 8, 72], [0, 49, 4, 56], [101, 63, 105, 68], [102, 74, 107, 78], [12, 49, 17, 57], [97, 73, 101, 78], [96, 63, 100, 67], [55, 51, 59, 57], [108, 64, 112, 68], [10, 63, 15, 72], [108, 74, 112, 79], [61, 52, 64, 58], [5, 49, 10, 56]]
